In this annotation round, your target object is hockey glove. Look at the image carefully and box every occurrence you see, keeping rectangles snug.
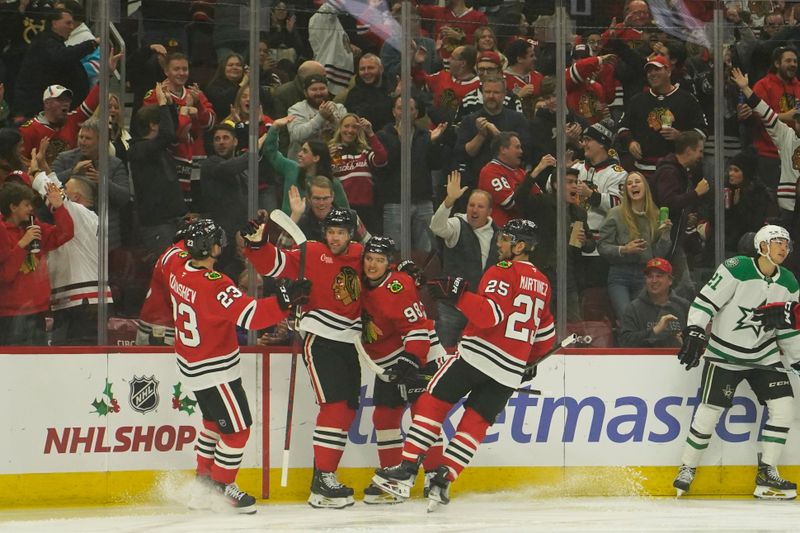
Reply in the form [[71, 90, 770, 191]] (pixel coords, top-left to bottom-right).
[[386, 353, 421, 386], [753, 302, 797, 331], [426, 276, 468, 302], [241, 215, 269, 249], [521, 364, 537, 383], [276, 279, 312, 310], [677, 325, 707, 370], [397, 259, 426, 286]]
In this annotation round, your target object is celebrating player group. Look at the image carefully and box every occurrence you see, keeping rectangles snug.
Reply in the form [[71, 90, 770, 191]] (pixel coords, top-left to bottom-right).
[[159, 209, 800, 514]]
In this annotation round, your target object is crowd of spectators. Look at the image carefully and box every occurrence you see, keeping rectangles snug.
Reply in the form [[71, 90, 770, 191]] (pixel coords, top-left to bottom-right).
[[0, 0, 797, 348]]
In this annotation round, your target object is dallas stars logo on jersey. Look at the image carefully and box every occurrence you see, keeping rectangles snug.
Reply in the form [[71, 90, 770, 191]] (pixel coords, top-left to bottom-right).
[[732, 301, 766, 337]]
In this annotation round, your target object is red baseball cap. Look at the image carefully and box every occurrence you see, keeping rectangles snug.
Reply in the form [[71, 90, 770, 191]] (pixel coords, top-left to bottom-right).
[[477, 51, 502, 66], [644, 257, 672, 275], [645, 55, 670, 70]]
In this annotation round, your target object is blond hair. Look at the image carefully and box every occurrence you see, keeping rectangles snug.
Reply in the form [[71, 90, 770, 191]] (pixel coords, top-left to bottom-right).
[[329, 113, 369, 153], [620, 172, 659, 240]]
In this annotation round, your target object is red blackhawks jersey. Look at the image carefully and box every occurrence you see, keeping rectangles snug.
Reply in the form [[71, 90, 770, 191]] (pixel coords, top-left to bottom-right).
[[164, 251, 289, 391], [244, 241, 363, 343], [362, 271, 446, 368], [20, 84, 99, 159], [143, 85, 215, 194], [455, 259, 555, 388], [414, 69, 480, 114], [478, 159, 528, 227], [138, 243, 188, 341]]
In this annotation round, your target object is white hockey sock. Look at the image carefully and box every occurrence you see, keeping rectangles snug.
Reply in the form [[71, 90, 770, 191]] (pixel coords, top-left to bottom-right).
[[760, 396, 793, 466], [681, 404, 723, 468]]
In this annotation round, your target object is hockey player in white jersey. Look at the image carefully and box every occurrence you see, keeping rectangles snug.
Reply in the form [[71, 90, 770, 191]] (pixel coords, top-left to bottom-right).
[[673, 225, 800, 499]]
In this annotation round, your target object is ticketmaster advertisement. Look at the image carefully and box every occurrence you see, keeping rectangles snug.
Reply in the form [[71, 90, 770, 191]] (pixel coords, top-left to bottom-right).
[[2, 349, 800, 477]]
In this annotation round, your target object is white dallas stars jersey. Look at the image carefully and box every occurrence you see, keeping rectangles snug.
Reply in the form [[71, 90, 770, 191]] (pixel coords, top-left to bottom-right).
[[689, 255, 800, 370]]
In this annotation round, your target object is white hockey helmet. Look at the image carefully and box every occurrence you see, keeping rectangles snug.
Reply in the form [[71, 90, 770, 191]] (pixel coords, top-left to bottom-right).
[[754, 224, 791, 255]]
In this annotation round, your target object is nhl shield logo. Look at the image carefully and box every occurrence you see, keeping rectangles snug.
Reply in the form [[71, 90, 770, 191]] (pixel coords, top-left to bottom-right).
[[129, 375, 159, 414]]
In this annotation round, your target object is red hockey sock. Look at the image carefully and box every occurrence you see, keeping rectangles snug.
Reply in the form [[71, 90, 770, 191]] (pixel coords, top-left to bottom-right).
[[401, 393, 452, 463], [195, 419, 221, 477], [441, 407, 490, 481], [422, 436, 444, 472], [210, 428, 250, 485], [373, 405, 405, 467], [313, 401, 356, 472]]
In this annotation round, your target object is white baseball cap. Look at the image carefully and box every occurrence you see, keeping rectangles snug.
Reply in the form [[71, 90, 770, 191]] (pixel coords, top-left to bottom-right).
[[42, 85, 73, 102]]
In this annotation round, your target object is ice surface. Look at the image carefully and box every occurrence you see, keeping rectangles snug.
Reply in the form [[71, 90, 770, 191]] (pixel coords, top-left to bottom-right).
[[1, 495, 799, 532]]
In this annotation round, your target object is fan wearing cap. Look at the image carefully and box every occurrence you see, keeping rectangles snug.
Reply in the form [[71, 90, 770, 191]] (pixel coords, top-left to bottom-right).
[[286, 74, 348, 160], [618, 257, 688, 348], [616, 54, 707, 177], [731, 66, 800, 223], [455, 50, 522, 124], [673, 225, 800, 500], [572, 119, 626, 242], [19, 82, 100, 161]]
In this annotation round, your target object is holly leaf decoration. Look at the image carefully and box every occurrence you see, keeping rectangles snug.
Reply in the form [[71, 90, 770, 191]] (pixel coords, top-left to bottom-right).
[[103, 380, 114, 401], [179, 396, 198, 415], [172, 382, 198, 415], [91, 398, 109, 416]]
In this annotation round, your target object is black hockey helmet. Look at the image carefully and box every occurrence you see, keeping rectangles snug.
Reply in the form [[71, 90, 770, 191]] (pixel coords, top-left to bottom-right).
[[501, 218, 538, 251], [363, 236, 397, 258], [322, 208, 356, 235], [185, 218, 227, 259], [172, 214, 198, 244]]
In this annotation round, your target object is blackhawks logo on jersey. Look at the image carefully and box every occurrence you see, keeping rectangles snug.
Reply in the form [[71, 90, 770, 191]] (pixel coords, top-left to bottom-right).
[[792, 147, 800, 171], [388, 279, 404, 293], [204, 271, 222, 280], [361, 309, 383, 343], [179, 251, 190, 259], [332, 266, 361, 305], [647, 108, 675, 131], [497, 260, 512, 268]]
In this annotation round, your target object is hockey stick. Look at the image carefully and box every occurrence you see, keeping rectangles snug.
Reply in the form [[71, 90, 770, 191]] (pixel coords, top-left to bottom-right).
[[515, 333, 582, 395], [704, 357, 800, 377], [353, 332, 392, 382], [269, 210, 307, 488]]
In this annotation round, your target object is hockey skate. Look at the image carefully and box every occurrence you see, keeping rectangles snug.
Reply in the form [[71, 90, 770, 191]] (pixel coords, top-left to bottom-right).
[[372, 459, 420, 499], [363, 482, 404, 505], [423, 470, 436, 498], [187, 474, 215, 510], [426, 466, 451, 513], [212, 481, 257, 514], [308, 467, 355, 509], [673, 465, 696, 497], [754, 454, 797, 500]]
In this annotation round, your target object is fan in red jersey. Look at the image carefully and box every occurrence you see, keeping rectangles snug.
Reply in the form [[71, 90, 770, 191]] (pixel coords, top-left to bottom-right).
[[242, 208, 364, 509], [165, 219, 310, 514], [359, 236, 447, 504], [372, 219, 555, 510]]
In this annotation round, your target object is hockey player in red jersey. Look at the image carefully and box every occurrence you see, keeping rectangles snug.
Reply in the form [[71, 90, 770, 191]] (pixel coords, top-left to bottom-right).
[[372, 219, 555, 509], [166, 219, 310, 514], [359, 236, 447, 504], [136, 218, 196, 346], [242, 208, 365, 509]]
